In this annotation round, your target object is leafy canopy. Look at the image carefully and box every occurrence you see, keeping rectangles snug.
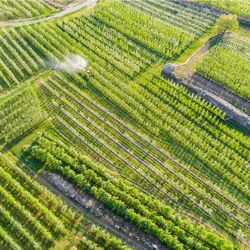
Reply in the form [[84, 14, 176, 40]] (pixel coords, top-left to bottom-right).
[[216, 14, 239, 35]]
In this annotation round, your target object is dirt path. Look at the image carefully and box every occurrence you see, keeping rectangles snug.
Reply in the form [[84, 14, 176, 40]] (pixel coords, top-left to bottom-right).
[[172, 33, 220, 83], [174, 33, 220, 67], [0, 0, 96, 27]]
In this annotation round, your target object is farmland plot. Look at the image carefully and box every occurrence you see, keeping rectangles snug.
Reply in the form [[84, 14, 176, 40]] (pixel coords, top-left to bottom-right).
[[0, 152, 132, 249], [0, 0, 76, 21], [188, 0, 250, 19], [0, 0, 217, 89], [0, 153, 76, 249], [0, 0, 249, 249], [26, 130, 236, 249], [197, 33, 250, 99]]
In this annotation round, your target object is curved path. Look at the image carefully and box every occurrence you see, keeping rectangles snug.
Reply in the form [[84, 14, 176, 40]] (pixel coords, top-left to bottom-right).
[[0, 0, 96, 27]]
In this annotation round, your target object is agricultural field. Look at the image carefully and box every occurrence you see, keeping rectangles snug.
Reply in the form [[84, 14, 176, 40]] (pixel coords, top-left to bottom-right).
[[0, 152, 132, 249], [197, 33, 250, 99], [0, 0, 78, 21], [0, 0, 249, 249], [189, 0, 250, 19], [0, 82, 47, 143], [0, 152, 77, 249], [121, 0, 218, 37]]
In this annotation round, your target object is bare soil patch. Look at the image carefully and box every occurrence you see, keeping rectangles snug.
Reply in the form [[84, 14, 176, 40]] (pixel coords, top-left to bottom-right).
[[43, 171, 166, 250]]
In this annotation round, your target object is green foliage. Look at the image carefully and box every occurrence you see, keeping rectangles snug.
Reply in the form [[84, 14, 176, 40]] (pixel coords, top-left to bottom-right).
[[78, 236, 104, 250], [191, 0, 250, 19], [0, 0, 70, 21], [0, 153, 77, 249], [121, 0, 217, 38], [0, 1, 248, 249], [95, 0, 194, 59], [0, 83, 47, 144], [26, 132, 236, 249], [0, 0, 218, 89], [197, 33, 250, 99], [216, 14, 239, 35], [41, 66, 249, 246], [236, 229, 245, 240], [85, 225, 132, 250]]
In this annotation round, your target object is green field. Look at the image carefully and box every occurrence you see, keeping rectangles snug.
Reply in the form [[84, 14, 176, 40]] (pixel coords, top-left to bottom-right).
[[197, 33, 250, 99], [189, 0, 250, 19], [0, 0, 78, 21], [0, 0, 249, 249]]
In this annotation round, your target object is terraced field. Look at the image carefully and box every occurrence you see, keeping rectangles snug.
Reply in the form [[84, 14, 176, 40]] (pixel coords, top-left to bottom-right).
[[197, 33, 250, 99], [0, 0, 249, 249]]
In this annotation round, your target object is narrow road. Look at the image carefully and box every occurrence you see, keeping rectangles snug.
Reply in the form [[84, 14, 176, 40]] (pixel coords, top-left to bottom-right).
[[0, 0, 96, 27]]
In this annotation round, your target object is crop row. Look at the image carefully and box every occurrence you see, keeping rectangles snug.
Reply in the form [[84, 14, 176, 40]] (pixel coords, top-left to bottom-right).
[[79, 225, 132, 250], [191, 0, 250, 19], [197, 34, 250, 99], [0, 20, 78, 88], [0, 0, 55, 21], [0, 152, 131, 249], [0, 83, 47, 143], [0, 0, 205, 89], [53, 74, 249, 217], [92, 0, 193, 58], [120, 0, 217, 37], [0, 153, 77, 249], [47, 25, 249, 202], [42, 75, 249, 235], [27, 131, 235, 249]]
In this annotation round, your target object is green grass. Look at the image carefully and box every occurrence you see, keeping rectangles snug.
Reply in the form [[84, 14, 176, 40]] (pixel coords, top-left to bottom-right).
[[11, 120, 53, 157], [187, 0, 250, 19], [175, 26, 218, 63]]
